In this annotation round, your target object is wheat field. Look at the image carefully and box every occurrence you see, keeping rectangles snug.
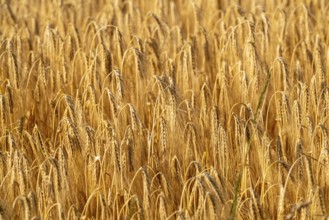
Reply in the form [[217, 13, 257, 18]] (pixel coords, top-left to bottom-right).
[[0, 0, 329, 219]]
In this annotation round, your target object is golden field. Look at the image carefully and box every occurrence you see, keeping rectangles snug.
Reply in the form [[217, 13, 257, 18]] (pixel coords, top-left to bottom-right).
[[0, 0, 329, 219]]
